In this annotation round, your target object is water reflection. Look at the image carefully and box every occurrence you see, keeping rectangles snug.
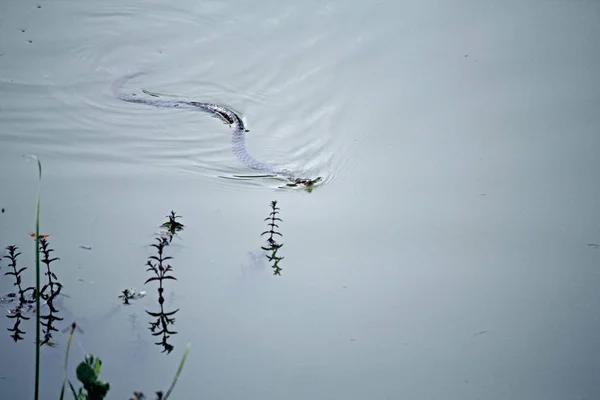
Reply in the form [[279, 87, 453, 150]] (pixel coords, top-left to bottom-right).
[[143, 212, 185, 354], [261, 200, 285, 275], [1, 238, 64, 345]]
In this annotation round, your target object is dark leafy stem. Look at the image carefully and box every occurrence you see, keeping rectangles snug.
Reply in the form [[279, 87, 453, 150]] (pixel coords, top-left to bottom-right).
[[38, 237, 63, 346], [144, 239, 177, 284], [145, 213, 183, 354], [7, 154, 192, 399], [147, 307, 179, 354], [3, 245, 34, 304], [160, 211, 184, 243], [261, 201, 285, 275], [3, 245, 35, 341]]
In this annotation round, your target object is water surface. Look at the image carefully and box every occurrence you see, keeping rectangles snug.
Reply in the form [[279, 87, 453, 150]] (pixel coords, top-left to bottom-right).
[[1, 0, 600, 399]]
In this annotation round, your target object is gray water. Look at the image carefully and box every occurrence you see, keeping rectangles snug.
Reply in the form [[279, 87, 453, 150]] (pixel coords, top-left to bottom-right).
[[1, 0, 600, 399]]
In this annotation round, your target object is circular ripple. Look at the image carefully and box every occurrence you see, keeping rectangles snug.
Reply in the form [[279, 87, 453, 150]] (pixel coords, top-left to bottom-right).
[[42, 1, 370, 191]]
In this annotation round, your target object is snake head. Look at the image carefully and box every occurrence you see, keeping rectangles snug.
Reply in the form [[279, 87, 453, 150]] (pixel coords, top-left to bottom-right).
[[286, 177, 323, 192]]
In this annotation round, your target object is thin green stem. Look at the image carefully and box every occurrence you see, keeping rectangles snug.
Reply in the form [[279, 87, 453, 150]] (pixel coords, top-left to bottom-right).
[[163, 343, 191, 400], [25, 155, 42, 400], [35, 188, 40, 400], [59, 328, 75, 400]]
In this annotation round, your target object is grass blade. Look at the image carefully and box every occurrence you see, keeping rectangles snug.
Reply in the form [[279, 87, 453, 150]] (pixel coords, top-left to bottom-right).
[[163, 343, 191, 400], [59, 326, 76, 400], [24, 154, 42, 400]]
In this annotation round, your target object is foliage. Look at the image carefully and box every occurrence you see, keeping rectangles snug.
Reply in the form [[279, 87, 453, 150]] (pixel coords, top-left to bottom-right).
[[261, 200, 285, 275], [2, 157, 192, 399]]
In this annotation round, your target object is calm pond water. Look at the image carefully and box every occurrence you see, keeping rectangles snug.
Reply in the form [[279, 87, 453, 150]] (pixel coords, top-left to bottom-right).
[[1, 0, 600, 399]]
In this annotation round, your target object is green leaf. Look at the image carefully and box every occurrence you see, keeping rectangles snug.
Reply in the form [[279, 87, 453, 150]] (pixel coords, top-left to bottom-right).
[[76, 361, 96, 385], [93, 358, 102, 377]]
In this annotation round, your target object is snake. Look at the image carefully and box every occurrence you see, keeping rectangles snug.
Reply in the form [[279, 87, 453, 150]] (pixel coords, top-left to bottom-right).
[[112, 73, 321, 188]]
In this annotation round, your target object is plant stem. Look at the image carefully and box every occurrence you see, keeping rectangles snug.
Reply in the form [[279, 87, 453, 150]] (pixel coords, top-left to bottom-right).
[[59, 326, 76, 400], [163, 343, 191, 400], [25, 155, 42, 400]]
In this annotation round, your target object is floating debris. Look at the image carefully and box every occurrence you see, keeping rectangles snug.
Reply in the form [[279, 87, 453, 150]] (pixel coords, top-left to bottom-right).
[[118, 288, 146, 305], [0, 291, 45, 316], [79, 245, 92, 250], [0, 292, 33, 306]]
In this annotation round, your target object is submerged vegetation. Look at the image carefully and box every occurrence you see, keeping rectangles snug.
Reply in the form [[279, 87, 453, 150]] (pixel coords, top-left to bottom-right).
[[0, 157, 190, 399], [118, 288, 146, 306], [159, 211, 184, 244], [261, 200, 285, 275], [1, 235, 63, 345], [1, 159, 301, 399], [145, 212, 183, 354], [2, 244, 35, 341], [38, 236, 64, 346]]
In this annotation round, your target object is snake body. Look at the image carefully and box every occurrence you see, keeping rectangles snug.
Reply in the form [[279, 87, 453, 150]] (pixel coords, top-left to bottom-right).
[[112, 73, 320, 187]]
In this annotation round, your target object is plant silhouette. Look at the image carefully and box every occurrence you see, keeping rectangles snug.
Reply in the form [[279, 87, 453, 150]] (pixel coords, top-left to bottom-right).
[[38, 237, 64, 346], [144, 212, 184, 354], [261, 201, 285, 275], [2, 245, 35, 341]]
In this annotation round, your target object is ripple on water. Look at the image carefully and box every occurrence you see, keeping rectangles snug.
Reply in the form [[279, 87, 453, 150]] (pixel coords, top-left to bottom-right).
[[38, 1, 369, 191]]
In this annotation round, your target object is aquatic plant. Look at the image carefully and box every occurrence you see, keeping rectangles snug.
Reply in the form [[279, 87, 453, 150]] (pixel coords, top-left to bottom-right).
[[73, 354, 111, 400], [2, 238, 64, 347], [2, 245, 33, 306], [261, 200, 285, 275], [9, 155, 192, 399], [118, 288, 146, 305], [59, 321, 84, 400], [145, 213, 183, 354], [38, 237, 62, 298], [160, 211, 185, 243], [25, 154, 43, 400], [57, 322, 190, 400], [2, 245, 36, 341], [38, 236, 64, 346], [129, 343, 191, 400], [59, 323, 111, 400]]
